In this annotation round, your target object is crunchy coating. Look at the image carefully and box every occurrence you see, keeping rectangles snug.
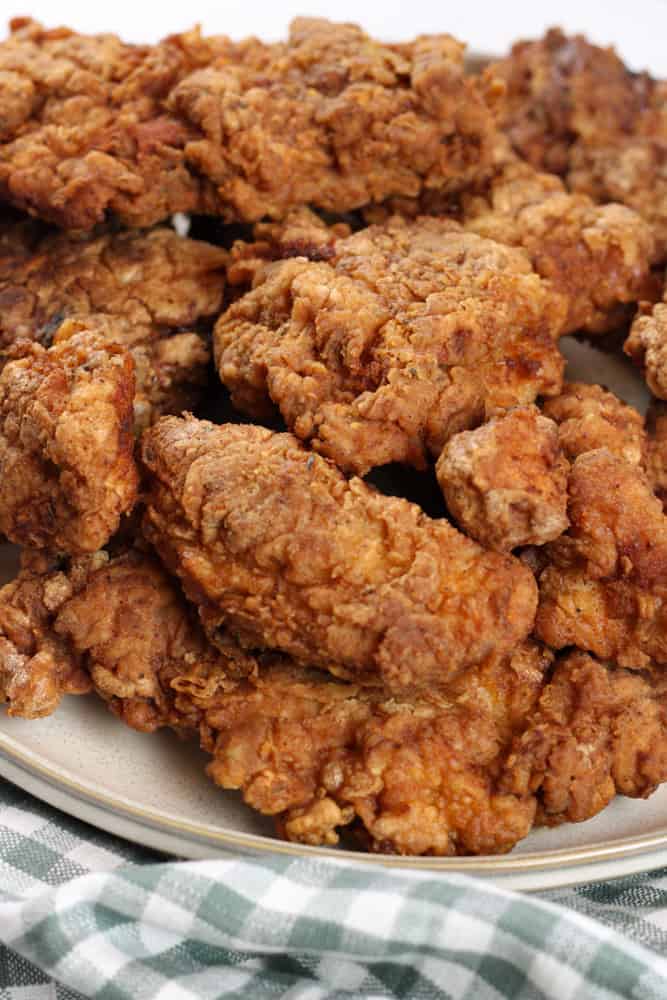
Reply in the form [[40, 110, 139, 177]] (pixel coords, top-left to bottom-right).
[[0, 17, 224, 229], [535, 449, 667, 667], [542, 382, 648, 466], [215, 216, 567, 474], [0, 220, 227, 430], [364, 142, 655, 335], [625, 297, 667, 401], [0, 17, 496, 230], [0, 222, 226, 428], [491, 29, 667, 258], [0, 330, 138, 552], [436, 405, 569, 552], [0, 546, 247, 726], [54, 548, 251, 733], [0, 224, 226, 348], [202, 644, 549, 855], [141, 416, 539, 693], [502, 652, 667, 827], [0, 550, 102, 718], [459, 148, 656, 334]]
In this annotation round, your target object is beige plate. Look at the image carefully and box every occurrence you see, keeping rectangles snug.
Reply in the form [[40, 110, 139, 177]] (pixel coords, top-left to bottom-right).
[[0, 336, 664, 892]]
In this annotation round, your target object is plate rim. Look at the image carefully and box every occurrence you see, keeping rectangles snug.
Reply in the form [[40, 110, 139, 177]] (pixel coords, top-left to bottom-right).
[[2, 723, 667, 878]]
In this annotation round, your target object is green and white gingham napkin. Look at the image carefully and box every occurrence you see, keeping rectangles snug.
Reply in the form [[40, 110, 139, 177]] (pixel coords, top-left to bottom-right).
[[1, 780, 667, 1000]]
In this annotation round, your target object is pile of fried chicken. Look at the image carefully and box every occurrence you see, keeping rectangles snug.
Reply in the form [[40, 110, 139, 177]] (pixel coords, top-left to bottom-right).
[[1, 17, 667, 857]]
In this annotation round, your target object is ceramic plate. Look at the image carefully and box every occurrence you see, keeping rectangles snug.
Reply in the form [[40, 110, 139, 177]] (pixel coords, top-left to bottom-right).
[[0, 337, 663, 893]]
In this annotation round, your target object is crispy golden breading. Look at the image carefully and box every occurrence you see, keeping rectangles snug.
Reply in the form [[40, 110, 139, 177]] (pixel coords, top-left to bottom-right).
[[364, 142, 655, 335], [0, 17, 496, 230], [0, 224, 226, 348], [201, 644, 550, 855], [0, 222, 226, 428], [502, 652, 667, 826], [459, 149, 656, 334], [625, 297, 667, 400], [0, 17, 226, 229], [0, 331, 138, 552], [542, 382, 648, 466], [0, 550, 102, 718], [215, 217, 567, 474], [436, 406, 569, 552], [491, 29, 667, 258], [141, 416, 539, 693], [535, 449, 667, 667], [54, 548, 252, 732], [647, 400, 667, 507]]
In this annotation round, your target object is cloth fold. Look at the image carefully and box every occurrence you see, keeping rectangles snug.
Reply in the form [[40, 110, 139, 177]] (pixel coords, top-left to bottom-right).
[[1, 780, 666, 1000]]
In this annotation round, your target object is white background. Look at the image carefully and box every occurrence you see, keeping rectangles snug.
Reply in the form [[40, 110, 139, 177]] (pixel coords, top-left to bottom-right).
[[2, 0, 665, 73]]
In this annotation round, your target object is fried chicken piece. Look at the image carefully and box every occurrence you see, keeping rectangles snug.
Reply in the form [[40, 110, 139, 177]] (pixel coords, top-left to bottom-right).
[[366, 141, 655, 335], [0, 222, 226, 428], [502, 652, 667, 827], [0, 549, 102, 718], [0, 545, 248, 725], [535, 449, 667, 667], [625, 296, 667, 401], [647, 400, 667, 508], [214, 216, 567, 474], [459, 148, 655, 334], [0, 17, 225, 230], [53, 548, 252, 733], [0, 17, 496, 230], [0, 330, 138, 552], [201, 643, 550, 855], [436, 405, 569, 552], [491, 29, 667, 259], [141, 416, 538, 694], [542, 382, 648, 466]]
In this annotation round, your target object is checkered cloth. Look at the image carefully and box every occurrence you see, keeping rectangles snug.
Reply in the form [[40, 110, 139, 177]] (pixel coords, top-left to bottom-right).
[[1, 780, 667, 999]]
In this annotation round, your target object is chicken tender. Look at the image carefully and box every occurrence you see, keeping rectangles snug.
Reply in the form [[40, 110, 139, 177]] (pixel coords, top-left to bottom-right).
[[0, 549, 101, 717], [215, 216, 567, 474], [0, 17, 496, 230], [491, 29, 667, 258], [542, 382, 647, 466], [436, 405, 569, 552], [0, 330, 138, 552], [535, 449, 667, 667], [459, 149, 656, 334], [141, 416, 539, 693], [364, 142, 655, 335], [502, 652, 667, 827], [201, 644, 549, 855], [54, 548, 252, 733], [0, 222, 226, 428]]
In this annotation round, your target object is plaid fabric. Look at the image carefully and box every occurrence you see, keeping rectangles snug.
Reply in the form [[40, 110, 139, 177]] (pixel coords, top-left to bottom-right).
[[0, 780, 666, 999]]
